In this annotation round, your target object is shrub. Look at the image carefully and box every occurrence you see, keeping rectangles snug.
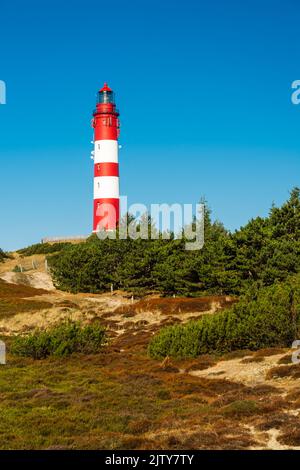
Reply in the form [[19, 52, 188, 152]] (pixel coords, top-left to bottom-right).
[[10, 321, 106, 359], [148, 278, 300, 358], [0, 249, 10, 263], [17, 242, 72, 256], [221, 400, 259, 417], [43, 189, 300, 296], [12, 265, 23, 273]]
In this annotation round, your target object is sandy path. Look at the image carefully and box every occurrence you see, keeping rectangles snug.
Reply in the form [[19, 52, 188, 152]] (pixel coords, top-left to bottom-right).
[[189, 353, 286, 386]]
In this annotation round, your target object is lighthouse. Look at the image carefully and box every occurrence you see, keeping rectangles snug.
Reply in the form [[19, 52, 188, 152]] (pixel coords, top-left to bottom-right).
[[92, 83, 120, 232]]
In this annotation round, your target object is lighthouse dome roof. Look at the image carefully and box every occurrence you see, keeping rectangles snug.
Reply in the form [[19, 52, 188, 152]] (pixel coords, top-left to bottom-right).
[[99, 82, 112, 92]]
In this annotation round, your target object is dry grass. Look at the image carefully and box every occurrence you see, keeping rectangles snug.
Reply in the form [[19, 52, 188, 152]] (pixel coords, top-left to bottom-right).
[[277, 354, 293, 365], [0, 334, 297, 450], [115, 295, 237, 316], [0, 277, 299, 449], [0, 279, 47, 298], [0, 333, 281, 450], [266, 365, 300, 380], [0, 280, 52, 320], [240, 348, 287, 363]]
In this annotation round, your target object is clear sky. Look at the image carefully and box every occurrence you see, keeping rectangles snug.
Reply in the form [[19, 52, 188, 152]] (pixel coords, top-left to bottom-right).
[[0, 0, 300, 250]]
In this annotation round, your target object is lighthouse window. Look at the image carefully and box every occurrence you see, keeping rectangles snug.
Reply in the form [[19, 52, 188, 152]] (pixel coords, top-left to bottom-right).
[[97, 165, 101, 171], [98, 90, 114, 104]]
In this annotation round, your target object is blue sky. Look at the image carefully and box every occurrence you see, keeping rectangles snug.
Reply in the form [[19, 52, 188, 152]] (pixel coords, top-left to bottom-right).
[[0, 0, 300, 250]]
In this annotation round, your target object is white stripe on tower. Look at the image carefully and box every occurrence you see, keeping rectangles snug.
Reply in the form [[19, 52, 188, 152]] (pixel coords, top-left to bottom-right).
[[94, 140, 118, 163], [94, 176, 119, 199]]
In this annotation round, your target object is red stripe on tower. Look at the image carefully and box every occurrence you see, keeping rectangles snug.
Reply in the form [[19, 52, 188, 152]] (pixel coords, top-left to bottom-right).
[[92, 83, 120, 232], [94, 162, 119, 177]]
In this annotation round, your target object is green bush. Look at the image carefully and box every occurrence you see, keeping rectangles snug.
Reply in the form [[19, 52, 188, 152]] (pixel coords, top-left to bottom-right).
[[48, 189, 300, 296], [10, 321, 106, 359], [148, 278, 300, 358], [17, 242, 72, 256], [222, 400, 259, 417], [0, 249, 10, 263]]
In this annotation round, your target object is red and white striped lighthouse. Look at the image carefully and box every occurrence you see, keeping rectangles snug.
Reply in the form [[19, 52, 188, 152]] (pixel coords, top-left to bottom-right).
[[92, 83, 120, 232]]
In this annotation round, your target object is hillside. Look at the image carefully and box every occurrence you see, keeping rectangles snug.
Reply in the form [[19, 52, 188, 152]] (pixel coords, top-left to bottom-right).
[[0, 276, 299, 449], [0, 189, 300, 449]]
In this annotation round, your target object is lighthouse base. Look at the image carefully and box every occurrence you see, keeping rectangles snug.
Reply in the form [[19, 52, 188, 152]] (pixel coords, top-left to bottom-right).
[[93, 198, 120, 232]]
